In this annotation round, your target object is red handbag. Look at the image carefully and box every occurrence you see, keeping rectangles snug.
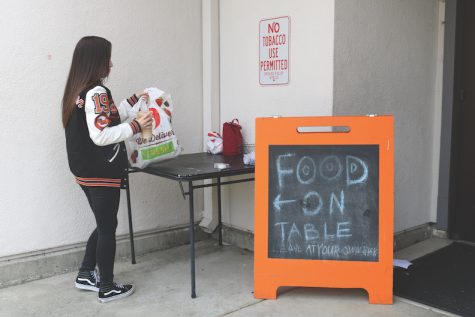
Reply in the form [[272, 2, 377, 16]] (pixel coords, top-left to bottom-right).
[[222, 119, 243, 156]]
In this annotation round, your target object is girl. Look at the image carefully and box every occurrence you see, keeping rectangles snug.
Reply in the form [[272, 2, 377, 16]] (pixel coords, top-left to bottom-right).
[[62, 36, 152, 303]]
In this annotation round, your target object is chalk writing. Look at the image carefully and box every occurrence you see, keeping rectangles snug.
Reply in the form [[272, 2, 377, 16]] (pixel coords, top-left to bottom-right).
[[319, 155, 343, 181], [330, 190, 345, 215], [273, 194, 296, 212], [302, 191, 323, 216], [276, 153, 295, 187], [297, 156, 317, 184], [268, 145, 379, 261], [346, 155, 368, 186]]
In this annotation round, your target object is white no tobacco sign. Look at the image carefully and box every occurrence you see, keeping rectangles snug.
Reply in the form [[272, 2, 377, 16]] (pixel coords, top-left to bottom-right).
[[259, 16, 290, 85]]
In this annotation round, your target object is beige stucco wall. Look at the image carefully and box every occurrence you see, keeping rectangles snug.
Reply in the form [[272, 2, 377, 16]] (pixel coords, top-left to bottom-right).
[[219, 0, 335, 231], [0, 0, 445, 258], [219, 0, 443, 234], [333, 0, 443, 232], [0, 0, 203, 257]]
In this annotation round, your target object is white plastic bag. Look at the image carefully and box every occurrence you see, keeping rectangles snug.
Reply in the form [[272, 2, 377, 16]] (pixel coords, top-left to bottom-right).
[[126, 87, 181, 168], [243, 151, 255, 165], [206, 131, 223, 154]]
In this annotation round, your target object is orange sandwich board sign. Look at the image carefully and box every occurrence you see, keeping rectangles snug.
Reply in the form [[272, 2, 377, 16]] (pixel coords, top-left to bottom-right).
[[254, 116, 394, 304]]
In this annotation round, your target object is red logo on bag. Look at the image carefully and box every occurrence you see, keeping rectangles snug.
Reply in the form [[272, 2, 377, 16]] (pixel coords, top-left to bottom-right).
[[155, 97, 172, 118], [150, 108, 161, 128], [131, 150, 138, 163]]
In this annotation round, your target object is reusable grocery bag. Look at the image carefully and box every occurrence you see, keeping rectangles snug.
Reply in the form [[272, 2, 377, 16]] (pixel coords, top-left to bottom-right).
[[126, 87, 181, 168], [206, 131, 223, 154]]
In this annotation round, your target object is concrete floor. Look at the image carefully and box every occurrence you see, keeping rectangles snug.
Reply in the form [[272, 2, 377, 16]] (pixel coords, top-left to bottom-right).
[[0, 238, 458, 317]]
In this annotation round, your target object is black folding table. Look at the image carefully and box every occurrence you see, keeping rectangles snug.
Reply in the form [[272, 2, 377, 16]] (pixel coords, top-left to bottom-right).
[[123, 152, 254, 298]]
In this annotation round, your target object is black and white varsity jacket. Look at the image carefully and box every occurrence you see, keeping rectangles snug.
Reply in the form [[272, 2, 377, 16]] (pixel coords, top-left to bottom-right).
[[65, 84, 142, 188]]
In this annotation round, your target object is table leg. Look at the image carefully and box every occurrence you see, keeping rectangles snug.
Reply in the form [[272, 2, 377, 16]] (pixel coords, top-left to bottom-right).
[[217, 177, 222, 246], [125, 176, 136, 265], [188, 181, 196, 298]]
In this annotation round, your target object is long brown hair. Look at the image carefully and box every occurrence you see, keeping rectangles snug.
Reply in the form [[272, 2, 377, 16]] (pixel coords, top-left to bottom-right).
[[62, 36, 112, 128]]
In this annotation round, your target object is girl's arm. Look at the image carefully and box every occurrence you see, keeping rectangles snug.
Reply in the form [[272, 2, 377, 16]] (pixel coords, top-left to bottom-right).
[[84, 86, 142, 146], [116, 92, 150, 121]]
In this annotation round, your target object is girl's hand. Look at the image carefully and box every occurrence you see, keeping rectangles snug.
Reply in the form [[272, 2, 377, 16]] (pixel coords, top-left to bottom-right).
[[136, 111, 153, 130], [136, 91, 150, 104]]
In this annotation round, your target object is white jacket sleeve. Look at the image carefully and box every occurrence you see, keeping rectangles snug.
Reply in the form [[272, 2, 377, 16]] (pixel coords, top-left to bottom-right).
[[116, 94, 141, 121], [84, 86, 139, 146]]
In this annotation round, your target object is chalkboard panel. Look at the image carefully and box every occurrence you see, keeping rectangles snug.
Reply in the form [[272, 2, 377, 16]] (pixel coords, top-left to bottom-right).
[[268, 145, 379, 261]]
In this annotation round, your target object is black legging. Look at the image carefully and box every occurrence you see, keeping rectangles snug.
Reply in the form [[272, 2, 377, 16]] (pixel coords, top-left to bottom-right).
[[79, 185, 120, 284]]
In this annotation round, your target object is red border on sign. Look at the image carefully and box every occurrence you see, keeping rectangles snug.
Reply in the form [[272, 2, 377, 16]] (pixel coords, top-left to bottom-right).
[[259, 16, 291, 86]]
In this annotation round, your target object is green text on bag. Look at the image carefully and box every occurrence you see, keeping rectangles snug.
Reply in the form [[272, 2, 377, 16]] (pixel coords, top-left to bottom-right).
[[141, 141, 175, 160]]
